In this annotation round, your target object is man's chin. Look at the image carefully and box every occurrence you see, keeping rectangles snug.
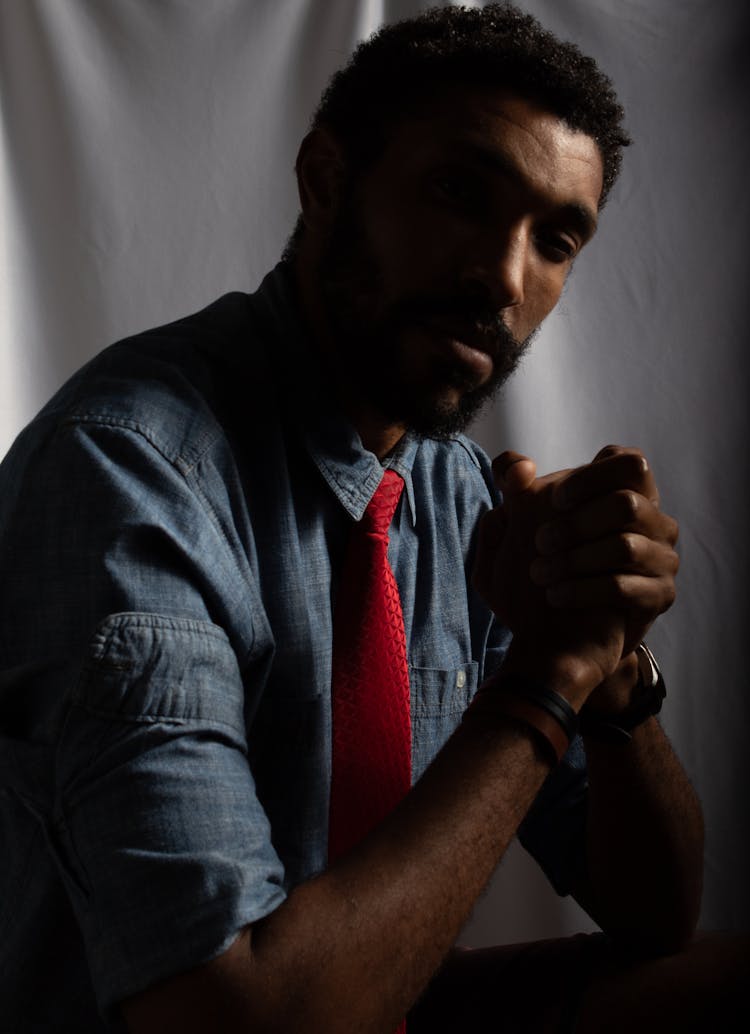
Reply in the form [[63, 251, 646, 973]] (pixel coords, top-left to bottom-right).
[[389, 380, 503, 441], [389, 332, 531, 440]]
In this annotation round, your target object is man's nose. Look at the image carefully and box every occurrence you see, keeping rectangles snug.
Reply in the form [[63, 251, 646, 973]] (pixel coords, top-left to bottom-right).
[[459, 228, 527, 311]]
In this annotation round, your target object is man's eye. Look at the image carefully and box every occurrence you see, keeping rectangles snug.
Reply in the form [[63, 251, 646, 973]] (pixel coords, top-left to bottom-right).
[[536, 233, 578, 263]]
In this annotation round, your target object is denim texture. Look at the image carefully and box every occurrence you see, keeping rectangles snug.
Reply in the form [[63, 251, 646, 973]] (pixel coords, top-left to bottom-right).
[[0, 264, 588, 1028]]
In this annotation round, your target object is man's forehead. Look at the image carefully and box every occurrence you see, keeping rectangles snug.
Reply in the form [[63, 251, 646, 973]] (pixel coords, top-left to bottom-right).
[[388, 86, 605, 219], [400, 86, 600, 161]]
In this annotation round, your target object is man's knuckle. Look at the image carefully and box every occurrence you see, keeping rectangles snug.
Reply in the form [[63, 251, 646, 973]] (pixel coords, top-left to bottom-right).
[[612, 572, 630, 601], [660, 580, 677, 609], [624, 449, 648, 480], [597, 443, 623, 459], [615, 489, 639, 523], [619, 533, 640, 566]]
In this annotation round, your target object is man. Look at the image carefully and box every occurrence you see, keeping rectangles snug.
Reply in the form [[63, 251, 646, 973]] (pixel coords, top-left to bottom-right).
[[0, 4, 743, 1032]]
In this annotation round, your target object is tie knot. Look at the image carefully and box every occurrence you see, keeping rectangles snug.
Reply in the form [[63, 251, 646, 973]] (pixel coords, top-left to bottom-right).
[[363, 469, 404, 536]]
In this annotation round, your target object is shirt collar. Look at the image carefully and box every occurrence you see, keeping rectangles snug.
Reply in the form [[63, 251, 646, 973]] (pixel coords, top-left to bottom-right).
[[250, 261, 419, 524]]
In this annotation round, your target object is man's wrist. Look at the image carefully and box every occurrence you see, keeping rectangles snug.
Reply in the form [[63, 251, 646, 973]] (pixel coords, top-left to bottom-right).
[[465, 672, 578, 764], [462, 641, 606, 765], [499, 640, 610, 712], [464, 639, 629, 763], [580, 645, 666, 744], [582, 652, 640, 715]]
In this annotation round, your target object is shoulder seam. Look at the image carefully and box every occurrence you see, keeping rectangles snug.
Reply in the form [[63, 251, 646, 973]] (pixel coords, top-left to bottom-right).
[[57, 411, 222, 477]]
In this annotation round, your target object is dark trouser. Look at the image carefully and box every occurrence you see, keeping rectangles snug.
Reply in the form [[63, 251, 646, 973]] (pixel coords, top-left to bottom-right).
[[408, 933, 609, 1033], [408, 931, 749, 1033]]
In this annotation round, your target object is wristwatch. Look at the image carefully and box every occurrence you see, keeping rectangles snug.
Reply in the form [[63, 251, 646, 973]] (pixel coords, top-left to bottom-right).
[[579, 643, 666, 744]]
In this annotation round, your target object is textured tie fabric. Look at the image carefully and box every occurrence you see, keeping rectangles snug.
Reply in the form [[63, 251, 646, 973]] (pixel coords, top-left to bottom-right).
[[329, 468, 412, 861], [329, 470, 412, 1034]]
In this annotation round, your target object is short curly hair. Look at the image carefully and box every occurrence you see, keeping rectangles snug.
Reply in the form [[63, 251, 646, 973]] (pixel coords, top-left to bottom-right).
[[285, 2, 629, 256]]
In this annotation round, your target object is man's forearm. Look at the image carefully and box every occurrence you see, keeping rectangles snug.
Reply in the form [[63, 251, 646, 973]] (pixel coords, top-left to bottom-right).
[[579, 717, 704, 954], [124, 700, 565, 1034], [240, 717, 553, 1033]]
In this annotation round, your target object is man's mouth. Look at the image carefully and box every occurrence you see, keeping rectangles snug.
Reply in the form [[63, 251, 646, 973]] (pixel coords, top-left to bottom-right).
[[415, 319, 496, 384]]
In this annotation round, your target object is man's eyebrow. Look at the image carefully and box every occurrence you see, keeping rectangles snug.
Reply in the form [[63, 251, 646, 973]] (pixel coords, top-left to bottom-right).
[[555, 202, 599, 243], [449, 138, 599, 241]]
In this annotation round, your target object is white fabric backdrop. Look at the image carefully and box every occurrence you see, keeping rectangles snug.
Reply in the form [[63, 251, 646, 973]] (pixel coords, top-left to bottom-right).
[[1, 0, 747, 942]]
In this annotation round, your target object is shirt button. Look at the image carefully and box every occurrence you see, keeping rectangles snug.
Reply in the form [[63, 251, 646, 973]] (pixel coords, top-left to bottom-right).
[[456, 670, 466, 689]]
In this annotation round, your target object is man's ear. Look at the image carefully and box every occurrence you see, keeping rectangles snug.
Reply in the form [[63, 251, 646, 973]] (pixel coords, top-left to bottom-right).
[[295, 128, 347, 235]]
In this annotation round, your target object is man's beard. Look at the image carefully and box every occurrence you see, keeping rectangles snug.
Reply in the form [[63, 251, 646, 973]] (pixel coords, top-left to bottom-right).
[[317, 192, 536, 440]]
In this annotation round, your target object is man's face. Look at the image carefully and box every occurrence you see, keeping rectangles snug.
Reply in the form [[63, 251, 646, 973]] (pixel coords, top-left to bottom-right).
[[315, 88, 604, 440]]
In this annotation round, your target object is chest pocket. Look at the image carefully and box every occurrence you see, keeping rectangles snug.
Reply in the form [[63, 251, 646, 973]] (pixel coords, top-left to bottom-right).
[[409, 661, 478, 782]]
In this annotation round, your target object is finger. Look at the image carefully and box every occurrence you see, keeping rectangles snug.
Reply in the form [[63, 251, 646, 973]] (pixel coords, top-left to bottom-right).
[[552, 447, 659, 511], [544, 573, 677, 614], [491, 450, 537, 494], [536, 491, 679, 555], [530, 534, 679, 587], [592, 443, 634, 463]]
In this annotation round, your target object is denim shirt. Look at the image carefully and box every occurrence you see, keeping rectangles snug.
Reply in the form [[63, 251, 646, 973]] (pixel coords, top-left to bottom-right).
[[0, 264, 588, 1028]]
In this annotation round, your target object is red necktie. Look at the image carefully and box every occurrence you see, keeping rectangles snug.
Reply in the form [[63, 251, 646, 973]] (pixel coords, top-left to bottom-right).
[[329, 470, 411, 1033]]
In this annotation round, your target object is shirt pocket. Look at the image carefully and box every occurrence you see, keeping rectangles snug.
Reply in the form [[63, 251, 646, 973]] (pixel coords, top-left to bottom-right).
[[409, 661, 478, 783]]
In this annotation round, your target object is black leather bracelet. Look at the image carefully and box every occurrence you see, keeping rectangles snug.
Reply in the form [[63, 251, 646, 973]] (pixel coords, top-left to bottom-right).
[[480, 673, 579, 740], [501, 676, 579, 741]]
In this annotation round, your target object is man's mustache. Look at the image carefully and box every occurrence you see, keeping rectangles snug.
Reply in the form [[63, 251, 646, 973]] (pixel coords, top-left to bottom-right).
[[384, 294, 522, 355]]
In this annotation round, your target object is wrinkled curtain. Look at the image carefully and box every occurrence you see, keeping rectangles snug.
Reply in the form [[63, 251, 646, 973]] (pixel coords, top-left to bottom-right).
[[1, 0, 747, 940]]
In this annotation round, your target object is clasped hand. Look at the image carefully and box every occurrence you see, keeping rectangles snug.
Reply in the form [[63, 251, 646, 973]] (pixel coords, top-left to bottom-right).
[[473, 445, 679, 695]]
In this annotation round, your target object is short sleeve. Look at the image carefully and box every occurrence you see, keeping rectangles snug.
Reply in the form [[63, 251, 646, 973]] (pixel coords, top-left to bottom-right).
[[517, 734, 589, 896], [54, 611, 286, 1013]]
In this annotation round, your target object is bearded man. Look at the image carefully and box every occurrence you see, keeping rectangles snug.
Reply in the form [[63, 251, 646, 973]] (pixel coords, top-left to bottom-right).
[[0, 5, 744, 1033]]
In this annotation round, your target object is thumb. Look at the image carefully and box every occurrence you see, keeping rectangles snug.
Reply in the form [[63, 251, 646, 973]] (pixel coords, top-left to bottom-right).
[[492, 450, 537, 494]]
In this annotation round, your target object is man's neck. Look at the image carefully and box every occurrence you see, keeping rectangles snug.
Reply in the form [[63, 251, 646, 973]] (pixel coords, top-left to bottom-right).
[[351, 411, 406, 461], [291, 252, 406, 460]]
